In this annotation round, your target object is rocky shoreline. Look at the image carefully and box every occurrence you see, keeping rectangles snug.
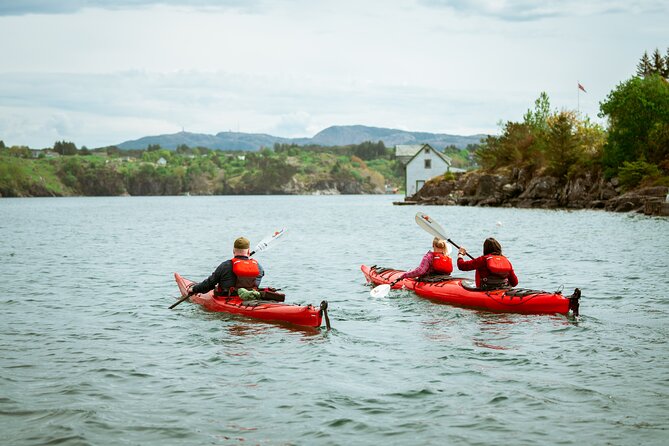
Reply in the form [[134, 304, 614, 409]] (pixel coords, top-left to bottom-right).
[[402, 169, 669, 216]]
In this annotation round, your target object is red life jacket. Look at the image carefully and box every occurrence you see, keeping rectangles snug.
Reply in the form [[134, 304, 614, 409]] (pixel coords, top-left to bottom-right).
[[432, 253, 453, 275], [481, 255, 513, 289], [231, 257, 260, 289], [485, 255, 512, 276]]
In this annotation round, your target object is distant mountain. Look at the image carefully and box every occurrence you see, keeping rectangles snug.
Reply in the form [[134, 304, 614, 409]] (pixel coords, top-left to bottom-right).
[[115, 125, 487, 151]]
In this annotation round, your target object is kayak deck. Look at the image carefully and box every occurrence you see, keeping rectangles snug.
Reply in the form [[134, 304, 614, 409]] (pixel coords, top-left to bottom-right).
[[174, 273, 328, 328], [361, 264, 580, 316]]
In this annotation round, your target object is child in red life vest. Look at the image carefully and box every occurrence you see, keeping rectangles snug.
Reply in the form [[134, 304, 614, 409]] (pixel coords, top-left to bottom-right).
[[392, 237, 453, 285], [456, 237, 518, 290]]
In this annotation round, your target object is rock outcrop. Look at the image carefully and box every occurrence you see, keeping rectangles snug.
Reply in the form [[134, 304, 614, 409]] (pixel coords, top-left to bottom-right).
[[407, 169, 669, 216]]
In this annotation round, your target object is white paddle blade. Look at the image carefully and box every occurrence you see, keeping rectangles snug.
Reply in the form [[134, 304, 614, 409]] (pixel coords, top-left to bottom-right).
[[370, 284, 391, 298], [253, 228, 286, 254], [415, 212, 452, 255]]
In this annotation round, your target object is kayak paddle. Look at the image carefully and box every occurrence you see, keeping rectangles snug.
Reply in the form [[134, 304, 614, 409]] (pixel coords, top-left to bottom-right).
[[415, 212, 473, 259], [250, 228, 286, 256], [370, 283, 391, 298], [169, 228, 287, 309]]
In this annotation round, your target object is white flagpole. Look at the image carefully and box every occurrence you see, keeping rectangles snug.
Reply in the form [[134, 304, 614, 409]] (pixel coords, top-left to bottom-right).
[[577, 81, 580, 115]]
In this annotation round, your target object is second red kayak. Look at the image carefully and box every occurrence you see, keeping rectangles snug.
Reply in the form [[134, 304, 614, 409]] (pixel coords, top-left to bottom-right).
[[174, 273, 329, 328], [361, 264, 580, 316]]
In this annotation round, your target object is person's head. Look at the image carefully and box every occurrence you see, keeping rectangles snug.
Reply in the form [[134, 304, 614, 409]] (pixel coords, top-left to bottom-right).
[[432, 237, 451, 255], [233, 236, 250, 256], [483, 237, 502, 255]]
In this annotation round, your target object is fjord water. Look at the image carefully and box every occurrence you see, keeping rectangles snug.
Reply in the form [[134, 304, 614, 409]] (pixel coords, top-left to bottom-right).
[[1, 195, 668, 446]]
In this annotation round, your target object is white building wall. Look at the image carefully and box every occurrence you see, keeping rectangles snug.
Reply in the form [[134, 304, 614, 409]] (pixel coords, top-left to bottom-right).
[[405, 148, 450, 196]]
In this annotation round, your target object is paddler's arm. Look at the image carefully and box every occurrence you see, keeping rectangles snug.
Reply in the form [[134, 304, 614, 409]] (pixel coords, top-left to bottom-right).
[[191, 260, 231, 294], [254, 262, 265, 287], [508, 268, 519, 287], [456, 248, 483, 271], [399, 252, 433, 279]]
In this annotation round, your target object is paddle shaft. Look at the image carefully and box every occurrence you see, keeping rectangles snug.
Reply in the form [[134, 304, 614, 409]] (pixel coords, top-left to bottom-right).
[[169, 292, 191, 309], [447, 238, 475, 260]]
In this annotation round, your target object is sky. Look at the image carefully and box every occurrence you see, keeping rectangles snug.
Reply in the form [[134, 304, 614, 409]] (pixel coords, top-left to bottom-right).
[[0, 0, 667, 148]]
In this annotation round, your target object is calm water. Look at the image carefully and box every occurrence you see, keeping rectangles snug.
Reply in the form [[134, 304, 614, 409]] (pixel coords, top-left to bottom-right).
[[1, 195, 668, 445]]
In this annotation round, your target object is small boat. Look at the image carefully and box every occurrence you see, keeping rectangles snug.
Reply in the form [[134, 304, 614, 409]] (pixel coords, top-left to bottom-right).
[[174, 273, 330, 328], [361, 265, 580, 316]]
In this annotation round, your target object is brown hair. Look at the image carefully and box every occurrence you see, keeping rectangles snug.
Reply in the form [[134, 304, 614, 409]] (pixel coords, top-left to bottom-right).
[[483, 237, 502, 255]]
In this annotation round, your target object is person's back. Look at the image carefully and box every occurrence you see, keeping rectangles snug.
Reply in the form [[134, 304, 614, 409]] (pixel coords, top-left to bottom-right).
[[456, 237, 518, 290], [189, 236, 265, 297], [395, 237, 453, 283]]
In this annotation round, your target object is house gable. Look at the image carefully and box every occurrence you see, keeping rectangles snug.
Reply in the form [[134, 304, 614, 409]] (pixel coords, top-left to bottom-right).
[[404, 144, 452, 197]]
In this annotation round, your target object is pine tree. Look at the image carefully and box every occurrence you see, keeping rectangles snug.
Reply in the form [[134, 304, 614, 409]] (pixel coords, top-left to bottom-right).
[[664, 48, 669, 78], [651, 48, 665, 75], [637, 51, 652, 77]]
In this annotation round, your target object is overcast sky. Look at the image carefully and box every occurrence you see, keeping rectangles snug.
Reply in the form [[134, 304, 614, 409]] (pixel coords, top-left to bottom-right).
[[1, 0, 667, 148]]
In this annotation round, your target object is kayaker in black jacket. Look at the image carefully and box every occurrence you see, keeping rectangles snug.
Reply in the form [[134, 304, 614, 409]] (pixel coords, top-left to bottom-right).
[[187, 237, 265, 297]]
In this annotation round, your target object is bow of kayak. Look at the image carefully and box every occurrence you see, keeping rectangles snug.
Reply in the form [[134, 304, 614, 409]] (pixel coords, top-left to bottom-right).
[[174, 273, 329, 328]]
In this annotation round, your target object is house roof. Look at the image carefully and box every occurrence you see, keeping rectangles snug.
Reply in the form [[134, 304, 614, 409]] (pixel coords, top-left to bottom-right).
[[395, 144, 424, 157], [405, 144, 451, 166]]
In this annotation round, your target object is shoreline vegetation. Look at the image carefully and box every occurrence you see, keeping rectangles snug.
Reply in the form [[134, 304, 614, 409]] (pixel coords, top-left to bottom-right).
[[1, 49, 668, 216], [0, 141, 410, 197], [404, 49, 669, 217]]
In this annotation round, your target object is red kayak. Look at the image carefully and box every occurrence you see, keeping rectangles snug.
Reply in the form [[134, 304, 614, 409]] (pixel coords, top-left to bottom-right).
[[174, 273, 329, 328], [361, 265, 580, 316]]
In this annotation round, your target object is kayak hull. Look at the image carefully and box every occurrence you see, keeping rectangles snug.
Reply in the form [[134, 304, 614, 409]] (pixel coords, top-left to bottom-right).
[[361, 264, 579, 315], [174, 273, 324, 327]]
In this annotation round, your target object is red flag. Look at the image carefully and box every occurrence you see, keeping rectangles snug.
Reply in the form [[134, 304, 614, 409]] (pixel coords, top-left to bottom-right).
[[578, 83, 587, 93]]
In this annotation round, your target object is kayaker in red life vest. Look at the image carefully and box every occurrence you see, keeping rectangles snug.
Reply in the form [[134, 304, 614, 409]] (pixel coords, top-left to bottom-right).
[[456, 237, 518, 290], [187, 236, 264, 297], [391, 237, 453, 285]]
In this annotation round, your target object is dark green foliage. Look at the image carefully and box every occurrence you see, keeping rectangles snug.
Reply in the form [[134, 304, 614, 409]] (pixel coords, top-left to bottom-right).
[[476, 93, 604, 181], [56, 157, 126, 195], [476, 122, 538, 171], [352, 141, 387, 160], [618, 160, 662, 190], [546, 112, 580, 180], [599, 74, 669, 175], [53, 140, 77, 156], [125, 163, 184, 195], [636, 48, 669, 78], [241, 152, 298, 193]]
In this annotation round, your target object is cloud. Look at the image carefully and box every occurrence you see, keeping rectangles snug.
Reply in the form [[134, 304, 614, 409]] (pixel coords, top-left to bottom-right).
[[0, 0, 259, 16], [419, 0, 669, 21], [0, 70, 515, 148]]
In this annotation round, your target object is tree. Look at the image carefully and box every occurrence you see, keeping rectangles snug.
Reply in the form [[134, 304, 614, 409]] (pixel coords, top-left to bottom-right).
[[652, 48, 666, 77], [53, 140, 77, 155], [0, 140, 5, 150], [545, 111, 579, 180], [599, 74, 669, 174], [176, 144, 191, 154], [637, 51, 653, 77], [523, 91, 551, 133], [351, 140, 386, 160], [637, 48, 669, 79]]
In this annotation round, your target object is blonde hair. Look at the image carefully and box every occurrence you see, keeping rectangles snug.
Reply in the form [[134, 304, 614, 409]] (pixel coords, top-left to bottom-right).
[[432, 237, 447, 251]]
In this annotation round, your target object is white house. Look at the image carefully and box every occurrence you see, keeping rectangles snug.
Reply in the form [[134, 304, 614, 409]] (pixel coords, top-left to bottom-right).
[[395, 144, 452, 197]]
